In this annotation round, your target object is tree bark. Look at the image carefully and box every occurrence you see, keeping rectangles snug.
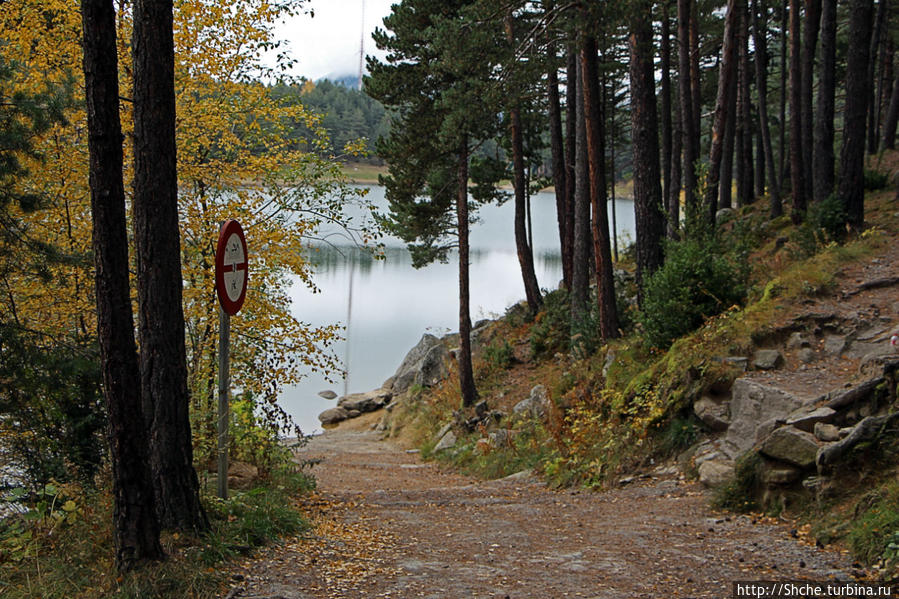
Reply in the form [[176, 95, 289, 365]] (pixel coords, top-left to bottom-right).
[[678, 0, 699, 221], [660, 0, 674, 223], [548, 47, 571, 291], [132, 0, 207, 532], [883, 55, 899, 149], [670, 72, 683, 238], [629, 4, 665, 302], [813, 0, 837, 203], [867, 0, 888, 154], [564, 46, 578, 289], [839, 0, 874, 230], [690, 2, 702, 150], [80, 0, 163, 569], [706, 0, 741, 217], [801, 0, 821, 202], [456, 144, 478, 407], [779, 0, 788, 190], [789, 0, 806, 223], [738, 0, 755, 207], [570, 53, 591, 333], [753, 0, 782, 216], [505, 16, 542, 315], [720, 71, 738, 210], [582, 36, 620, 338]]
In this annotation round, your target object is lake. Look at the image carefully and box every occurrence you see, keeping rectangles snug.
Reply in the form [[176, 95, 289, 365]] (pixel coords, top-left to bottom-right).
[[280, 185, 636, 435]]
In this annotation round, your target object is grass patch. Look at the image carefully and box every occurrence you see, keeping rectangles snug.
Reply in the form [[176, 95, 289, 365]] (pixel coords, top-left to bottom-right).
[[712, 452, 762, 513], [0, 466, 313, 598], [339, 161, 386, 184]]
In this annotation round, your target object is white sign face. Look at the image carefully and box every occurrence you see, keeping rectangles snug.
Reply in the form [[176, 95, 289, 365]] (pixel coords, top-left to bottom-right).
[[222, 232, 247, 302]]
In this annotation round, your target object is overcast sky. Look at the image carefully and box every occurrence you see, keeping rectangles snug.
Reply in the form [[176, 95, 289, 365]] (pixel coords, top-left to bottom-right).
[[274, 0, 396, 81]]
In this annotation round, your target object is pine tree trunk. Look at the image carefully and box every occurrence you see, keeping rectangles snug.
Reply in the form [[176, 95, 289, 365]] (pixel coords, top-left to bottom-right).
[[670, 75, 683, 238], [707, 0, 741, 217], [779, 0, 788, 190], [813, 0, 837, 203], [754, 0, 782, 215], [456, 144, 478, 407], [629, 5, 665, 302], [789, 0, 806, 223], [80, 0, 163, 569], [738, 0, 755, 207], [720, 72, 738, 210], [678, 0, 699, 220], [583, 36, 620, 337], [547, 49, 571, 291], [840, 0, 874, 230], [564, 46, 578, 289], [867, 0, 888, 154], [877, 41, 895, 150], [801, 0, 821, 202], [690, 3, 702, 151], [660, 0, 674, 220], [570, 53, 591, 333], [883, 58, 899, 149], [132, 0, 207, 532]]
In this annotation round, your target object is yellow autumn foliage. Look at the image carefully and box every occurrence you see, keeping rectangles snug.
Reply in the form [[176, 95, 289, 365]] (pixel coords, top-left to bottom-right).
[[0, 0, 376, 457]]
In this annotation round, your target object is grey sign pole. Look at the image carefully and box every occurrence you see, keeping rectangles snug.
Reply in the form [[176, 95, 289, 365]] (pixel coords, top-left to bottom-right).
[[217, 307, 230, 500]]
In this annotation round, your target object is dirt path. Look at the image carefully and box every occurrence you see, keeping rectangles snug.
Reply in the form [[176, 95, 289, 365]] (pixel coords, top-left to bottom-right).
[[229, 429, 859, 599]]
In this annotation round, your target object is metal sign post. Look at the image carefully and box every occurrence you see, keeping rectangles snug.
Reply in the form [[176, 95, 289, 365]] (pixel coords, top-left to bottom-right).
[[214, 219, 248, 500]]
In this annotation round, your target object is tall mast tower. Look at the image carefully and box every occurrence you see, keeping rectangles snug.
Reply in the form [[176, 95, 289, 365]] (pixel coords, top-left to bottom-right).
[[357, 0, 365, 88]]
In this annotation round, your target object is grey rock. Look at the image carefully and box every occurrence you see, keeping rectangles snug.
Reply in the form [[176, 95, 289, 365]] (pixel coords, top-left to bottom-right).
[[858, 354, 899, 378], [726, 379, 809, 453], [723, 356, 750, 371], [761, 462, 802, 485], [318, 390, 338, 400], [698, 460, 734, 487], [787, 332, 811, 350], [390, 334, 450, 394], [693, 396, 730, 431], [753, 349, 784, 370], [434, 422, 453, 443], [814, 422, 841, 442], [346, 409, 361, 418], [318, 407, 349, 425], [602, 350, 617, 378], [488, 429, 514, 448], [838, 427, 854, 439], [786, 406, 836, 432], [513, 384, 552, 419], [716, 207, 736, 222], [797, 348, 816, 364], [755, 418, 783, 444], [824, 377, 884, 410], [759, 426, 819, 468], [824, 335, 847, 356], [338, 389, 393, 413], [433, 430, 457, 453]]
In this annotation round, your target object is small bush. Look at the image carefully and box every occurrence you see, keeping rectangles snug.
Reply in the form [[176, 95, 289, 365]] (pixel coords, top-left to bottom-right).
[[638, 235, 748, 349], [848, 482, 899, 565], [484, 339, 515, 370], [530, 288, 571, 357]]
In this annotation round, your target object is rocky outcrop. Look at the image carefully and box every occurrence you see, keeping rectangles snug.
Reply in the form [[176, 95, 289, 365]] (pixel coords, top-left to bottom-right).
[[726, 379, 810, 453], [758, 426, 819, 468], [389, 334, 450, 394], [694, 396, 730, 431], [513, 385, 551, 420], [338, 389, 392, 413], [319, 407, 350, 425]]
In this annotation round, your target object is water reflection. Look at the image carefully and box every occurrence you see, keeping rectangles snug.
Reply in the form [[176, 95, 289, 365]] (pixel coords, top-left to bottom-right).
[[280, 187, 635, 435]]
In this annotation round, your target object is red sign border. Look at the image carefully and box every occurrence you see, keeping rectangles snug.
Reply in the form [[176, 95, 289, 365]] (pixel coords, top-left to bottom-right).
[[215, 219, 249, 316]]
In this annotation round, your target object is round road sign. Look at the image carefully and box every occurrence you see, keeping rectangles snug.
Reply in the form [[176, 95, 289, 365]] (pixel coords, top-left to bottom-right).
[[215, 219, 248, 315]]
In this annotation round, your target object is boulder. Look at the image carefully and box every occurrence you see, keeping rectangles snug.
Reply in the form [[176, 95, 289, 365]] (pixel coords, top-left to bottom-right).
[[785, 406, 836, 432], [814, 422, 841, 442], [389, 334, 450, 394], [823, 335, 847, 356], [722, 357, 750, 371], [227, 461, 260, 490], [726, 379, 809, 453], [693, 396, 730, 431], [433, 430, 457, 453], [489, 429, 515, 448], [338, 388, 392, 413], [759, 426, 819, 468], [698, 460, 734, 487], [318, 390, 338, 400], [797, 348, 816, 364], [787, 332, 811, 350], [752, 349, 784, 370], [513, 385, 552, 419], [318, 407, 349, 425]]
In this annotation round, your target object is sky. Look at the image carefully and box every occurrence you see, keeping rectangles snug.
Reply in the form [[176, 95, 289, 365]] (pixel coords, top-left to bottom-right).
[[274, 0, 397, 82]]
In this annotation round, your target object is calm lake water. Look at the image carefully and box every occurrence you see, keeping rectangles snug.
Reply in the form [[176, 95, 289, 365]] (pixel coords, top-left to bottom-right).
[[280, 185, 636, 435]]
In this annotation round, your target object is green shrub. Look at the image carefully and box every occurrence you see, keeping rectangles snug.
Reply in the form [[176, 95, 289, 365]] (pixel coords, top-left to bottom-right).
[[529, 288, 571, 357], [638, 235, 748, 349], [484, 339, 515, 370], [848, 483, 899, 565], [712, 452, 761, 513]]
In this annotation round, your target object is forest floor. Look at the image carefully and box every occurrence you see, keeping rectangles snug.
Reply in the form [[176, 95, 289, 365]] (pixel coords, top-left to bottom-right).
[[227, 421, 862, 599]]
